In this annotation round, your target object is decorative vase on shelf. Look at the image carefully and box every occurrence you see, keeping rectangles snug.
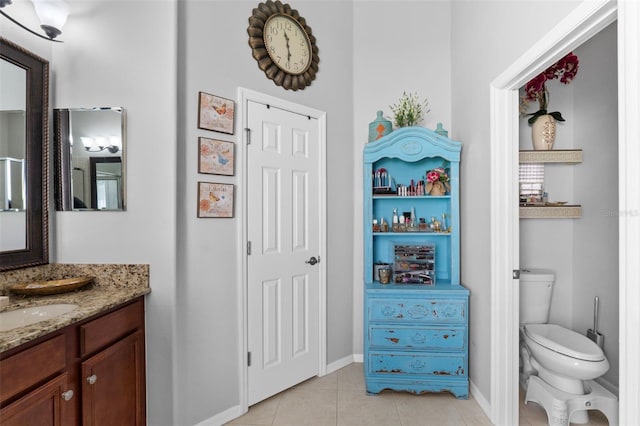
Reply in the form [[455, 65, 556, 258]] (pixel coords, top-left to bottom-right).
[[368, 110, 392, 142], [531, 114, 556, 150], [427, 181, 447, 196]]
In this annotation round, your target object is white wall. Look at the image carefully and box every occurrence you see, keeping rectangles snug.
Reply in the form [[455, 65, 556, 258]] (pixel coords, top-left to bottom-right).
[[13, 1, 179, 424], [352, 0, 453, 358], [450, 0, 582, 404], [176, 1, 354, 424], [519, 76, 576, 329], [571, 22, 619, 387]]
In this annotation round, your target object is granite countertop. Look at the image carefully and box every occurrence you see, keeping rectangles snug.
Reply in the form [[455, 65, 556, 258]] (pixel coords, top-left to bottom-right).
[[0, 264, 150, 353]]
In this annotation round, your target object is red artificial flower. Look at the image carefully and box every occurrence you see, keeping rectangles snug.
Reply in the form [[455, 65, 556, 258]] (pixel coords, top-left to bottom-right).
[[426, 171, 440, 183], [522, 52, 579, 124], [559, 52, 579, 84], [525, 74, 546, 102]]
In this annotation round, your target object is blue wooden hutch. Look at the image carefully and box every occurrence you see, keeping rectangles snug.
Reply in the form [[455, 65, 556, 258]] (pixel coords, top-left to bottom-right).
[[363, 126, 469, 399]]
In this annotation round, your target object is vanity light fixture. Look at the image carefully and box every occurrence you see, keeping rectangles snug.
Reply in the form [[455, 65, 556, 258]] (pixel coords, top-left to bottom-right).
[[80, 136, 120, 154], [0, 0, 68, 42]]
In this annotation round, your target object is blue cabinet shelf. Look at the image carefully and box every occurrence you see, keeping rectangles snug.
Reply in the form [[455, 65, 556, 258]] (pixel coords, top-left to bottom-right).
[[363, 127, 469, 399]]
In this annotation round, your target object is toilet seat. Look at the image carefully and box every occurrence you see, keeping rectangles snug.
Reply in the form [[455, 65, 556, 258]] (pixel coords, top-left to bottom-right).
[[524, 324, 605, 362]]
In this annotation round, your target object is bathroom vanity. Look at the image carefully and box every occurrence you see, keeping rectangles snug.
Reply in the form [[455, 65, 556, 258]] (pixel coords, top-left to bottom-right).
[[363, 127, 469, 398], [0, 298, 145, 425], [0, 264, 149, 425]]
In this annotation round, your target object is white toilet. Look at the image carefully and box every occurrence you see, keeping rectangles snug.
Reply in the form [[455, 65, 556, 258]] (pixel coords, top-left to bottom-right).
[[519, 268, 615, 425]]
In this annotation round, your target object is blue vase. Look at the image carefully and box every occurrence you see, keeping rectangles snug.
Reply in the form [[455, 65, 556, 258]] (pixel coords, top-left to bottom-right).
[[368, 111, 392, 142], [435, 122, 449, 137]]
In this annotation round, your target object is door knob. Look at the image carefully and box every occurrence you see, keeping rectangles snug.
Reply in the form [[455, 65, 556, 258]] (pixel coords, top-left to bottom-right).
[[86, 374, 97, 385], [305, 256, 319, 265], [61, 390, 74, 401]]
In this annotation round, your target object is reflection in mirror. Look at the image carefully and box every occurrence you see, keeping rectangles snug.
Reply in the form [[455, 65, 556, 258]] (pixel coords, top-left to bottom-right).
[[0, 58, 27, 251], [54, 107, 126, 211], [0, 37, 49, 271]]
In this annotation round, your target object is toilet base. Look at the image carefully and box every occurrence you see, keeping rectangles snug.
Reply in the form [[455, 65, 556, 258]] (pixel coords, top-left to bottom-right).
[[524, 375, 618, 426]]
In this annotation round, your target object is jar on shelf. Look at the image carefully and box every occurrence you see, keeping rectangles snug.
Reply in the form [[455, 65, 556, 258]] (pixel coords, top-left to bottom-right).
[[368, 111, 392, 142]]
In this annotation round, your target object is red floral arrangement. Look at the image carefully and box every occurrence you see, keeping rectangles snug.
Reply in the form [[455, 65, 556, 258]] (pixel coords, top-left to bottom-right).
[[523, 52, 579, 124], [426, 167, 450, 195]]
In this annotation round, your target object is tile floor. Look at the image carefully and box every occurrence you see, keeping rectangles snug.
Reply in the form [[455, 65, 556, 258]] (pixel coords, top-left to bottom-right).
[[227, 363, 490, 426], [227, 363, 611, 426]]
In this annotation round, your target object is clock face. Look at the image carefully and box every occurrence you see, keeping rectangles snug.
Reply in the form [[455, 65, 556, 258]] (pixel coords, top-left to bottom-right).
[[263, 14, 311, 76], [247, 0, 319, 91]]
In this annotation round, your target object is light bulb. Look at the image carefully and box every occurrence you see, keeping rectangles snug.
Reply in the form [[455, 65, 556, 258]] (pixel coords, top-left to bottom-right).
[[32, 0, 68, 39], [80, 137, 94, 150]]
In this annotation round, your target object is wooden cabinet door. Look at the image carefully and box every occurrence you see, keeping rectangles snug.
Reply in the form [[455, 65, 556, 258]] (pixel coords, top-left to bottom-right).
[[81, 331, 145, 426], [0, 373, 71, 426]]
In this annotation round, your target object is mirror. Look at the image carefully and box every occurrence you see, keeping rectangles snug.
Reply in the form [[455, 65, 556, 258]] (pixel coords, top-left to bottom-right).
[[0, 38, 49, 271], [54, 107, 126, 211]]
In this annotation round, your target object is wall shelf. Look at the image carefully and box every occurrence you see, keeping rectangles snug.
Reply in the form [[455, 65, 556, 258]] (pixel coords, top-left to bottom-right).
[[519, 149, 583, 219], [520, 205, 582, 219], [519, 149, 583, 164]]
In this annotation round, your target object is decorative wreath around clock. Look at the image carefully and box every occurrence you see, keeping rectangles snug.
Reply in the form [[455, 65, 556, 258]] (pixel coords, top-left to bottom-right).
[[247, 0, 319, 91]]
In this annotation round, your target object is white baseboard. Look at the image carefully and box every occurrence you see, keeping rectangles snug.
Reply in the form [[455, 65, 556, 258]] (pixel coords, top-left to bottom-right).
[[326, 354, 358, 374], [194, 404, 245, 426], [470, 379, 492, 422], [353, 353, 363, 363]]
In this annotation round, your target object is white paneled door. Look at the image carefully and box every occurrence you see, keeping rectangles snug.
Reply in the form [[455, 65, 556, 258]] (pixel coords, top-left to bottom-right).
[[247, 100, 321, 406]]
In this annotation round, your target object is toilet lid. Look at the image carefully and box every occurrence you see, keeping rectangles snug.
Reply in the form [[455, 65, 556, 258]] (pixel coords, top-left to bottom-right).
[[524, 324, 605, 361]]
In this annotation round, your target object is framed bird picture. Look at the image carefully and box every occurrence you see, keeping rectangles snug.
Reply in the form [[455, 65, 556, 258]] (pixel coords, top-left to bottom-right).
[[198, 137, 234, 176], [198, 92, 235, 134], [197, 182, 234, 218]]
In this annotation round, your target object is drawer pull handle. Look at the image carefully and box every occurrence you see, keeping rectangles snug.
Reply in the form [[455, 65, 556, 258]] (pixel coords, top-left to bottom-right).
[[86, 374, 98, 385], [410, 360, 426, 370], [61, 390, 74, 401], [411, 333, 426, 343], [407, 305, 427, 318]]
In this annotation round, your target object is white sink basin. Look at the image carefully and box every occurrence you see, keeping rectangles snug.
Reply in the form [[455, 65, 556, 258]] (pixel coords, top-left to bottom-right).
[[0, 304, 79, 332]]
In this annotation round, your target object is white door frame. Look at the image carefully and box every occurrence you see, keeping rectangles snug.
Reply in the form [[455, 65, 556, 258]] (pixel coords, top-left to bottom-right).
[[490, 1, 640, 425], [236, 87, 327, 412]]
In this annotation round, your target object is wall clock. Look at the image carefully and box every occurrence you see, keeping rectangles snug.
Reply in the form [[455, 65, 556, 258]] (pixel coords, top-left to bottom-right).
[[248, 0, 319, 91]]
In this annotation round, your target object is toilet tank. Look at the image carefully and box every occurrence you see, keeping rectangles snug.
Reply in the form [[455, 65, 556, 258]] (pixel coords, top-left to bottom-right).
[[519, 268, 555, 324]]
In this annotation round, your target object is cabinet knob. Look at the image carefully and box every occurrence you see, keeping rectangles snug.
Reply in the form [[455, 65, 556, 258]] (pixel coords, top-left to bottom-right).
[[86, 374, 98, 385], [61, 390, 74, 401]]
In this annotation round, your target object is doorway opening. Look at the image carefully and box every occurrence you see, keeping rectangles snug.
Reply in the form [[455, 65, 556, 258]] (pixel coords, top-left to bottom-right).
[[488, 1, 640, 425], [517, 22, 619, 425]]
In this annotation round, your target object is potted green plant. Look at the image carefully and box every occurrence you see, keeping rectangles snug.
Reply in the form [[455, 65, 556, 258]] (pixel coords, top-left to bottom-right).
[[389, 92, 429, 128]]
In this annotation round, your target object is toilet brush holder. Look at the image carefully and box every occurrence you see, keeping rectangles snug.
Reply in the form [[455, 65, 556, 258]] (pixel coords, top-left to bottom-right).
[[586, 296, 604, 349]]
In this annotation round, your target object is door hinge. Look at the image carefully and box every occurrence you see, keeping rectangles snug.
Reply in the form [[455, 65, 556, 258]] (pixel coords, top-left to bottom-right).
[[245, 127, 251, 145], [247, 352, 252, 367], [247, 241, 252, 255], [513, 269, 520, 279]]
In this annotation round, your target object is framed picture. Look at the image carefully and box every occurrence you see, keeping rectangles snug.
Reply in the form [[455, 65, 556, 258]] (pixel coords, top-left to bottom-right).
[[198, 137, 234, 176], [198, 92, 235, 134], [197, 182, 234, 218]]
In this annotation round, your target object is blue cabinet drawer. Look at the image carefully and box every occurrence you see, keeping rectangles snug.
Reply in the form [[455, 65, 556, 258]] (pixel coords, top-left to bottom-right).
[[368, 299, 466, 323], [368, 352, 466, 377], [369, 326, 465, 350]]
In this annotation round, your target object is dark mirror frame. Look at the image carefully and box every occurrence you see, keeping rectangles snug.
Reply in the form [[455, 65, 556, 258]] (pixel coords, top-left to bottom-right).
[[0, 37, 49, 272]]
